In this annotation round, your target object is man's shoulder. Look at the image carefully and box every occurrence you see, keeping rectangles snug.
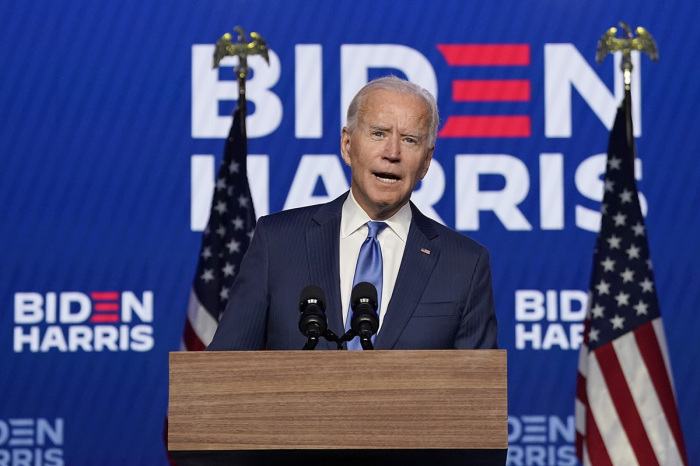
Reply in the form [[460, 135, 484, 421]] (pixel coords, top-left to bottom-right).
[[257, 204, 321, 233], [258, 192, 347, 230]]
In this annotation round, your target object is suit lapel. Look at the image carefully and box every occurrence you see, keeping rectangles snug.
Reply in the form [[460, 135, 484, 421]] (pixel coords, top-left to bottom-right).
[[375, 203, 439, 349], [306, 193, 347, 348]]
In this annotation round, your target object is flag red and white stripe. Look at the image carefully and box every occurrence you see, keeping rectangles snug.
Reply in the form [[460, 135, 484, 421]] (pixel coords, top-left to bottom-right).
[[577, 319, 686, 465]]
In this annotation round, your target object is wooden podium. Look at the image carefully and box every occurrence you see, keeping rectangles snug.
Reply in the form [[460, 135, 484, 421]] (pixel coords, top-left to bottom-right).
[[168, 350, 507, 465]]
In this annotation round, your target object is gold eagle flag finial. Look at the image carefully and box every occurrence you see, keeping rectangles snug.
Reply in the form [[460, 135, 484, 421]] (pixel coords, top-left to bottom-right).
[[213, 26, 269, 80], [595, 23, 659, 159], [211, 27, 269, 133], [596, 22, 658, 89]]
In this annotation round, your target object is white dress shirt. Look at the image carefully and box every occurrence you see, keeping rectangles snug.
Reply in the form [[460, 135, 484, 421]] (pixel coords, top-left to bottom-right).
[[339, 191, 412, 332]]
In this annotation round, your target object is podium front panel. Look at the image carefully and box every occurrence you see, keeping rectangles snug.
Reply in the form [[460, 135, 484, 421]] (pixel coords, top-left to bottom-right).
[[168, 350, 507, 452]]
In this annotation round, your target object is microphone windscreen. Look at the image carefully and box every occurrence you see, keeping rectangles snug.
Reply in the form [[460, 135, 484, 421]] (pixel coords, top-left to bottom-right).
[[351, 281, 377, 305], [299, 285, 326, 310]]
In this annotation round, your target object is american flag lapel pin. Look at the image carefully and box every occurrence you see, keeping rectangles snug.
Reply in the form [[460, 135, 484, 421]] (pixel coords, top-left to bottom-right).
[[420, 248, 431, 255]]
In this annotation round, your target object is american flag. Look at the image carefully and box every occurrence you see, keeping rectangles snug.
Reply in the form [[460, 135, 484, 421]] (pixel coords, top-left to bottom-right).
[[575, 102, 687, 465], [182, 105, 256, 350]]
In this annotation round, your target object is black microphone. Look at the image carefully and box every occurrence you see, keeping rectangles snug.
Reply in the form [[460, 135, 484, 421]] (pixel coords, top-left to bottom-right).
[[350, 282, 379, 349], [298, 285, 328, 349]]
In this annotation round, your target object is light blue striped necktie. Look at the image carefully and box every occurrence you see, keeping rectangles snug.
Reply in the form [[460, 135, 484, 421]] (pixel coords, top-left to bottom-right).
[[345, 221, 387, 350]]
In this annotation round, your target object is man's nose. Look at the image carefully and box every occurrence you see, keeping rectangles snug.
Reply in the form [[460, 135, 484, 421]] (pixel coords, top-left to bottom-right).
[[384, 136, 401, 160]]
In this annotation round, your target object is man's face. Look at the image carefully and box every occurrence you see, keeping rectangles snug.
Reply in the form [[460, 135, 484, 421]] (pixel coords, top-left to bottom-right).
[[341, 89, 434, 220]]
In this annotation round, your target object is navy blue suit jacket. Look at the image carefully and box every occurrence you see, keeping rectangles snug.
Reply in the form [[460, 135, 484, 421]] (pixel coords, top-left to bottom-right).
[[207, 192, 498, 350]]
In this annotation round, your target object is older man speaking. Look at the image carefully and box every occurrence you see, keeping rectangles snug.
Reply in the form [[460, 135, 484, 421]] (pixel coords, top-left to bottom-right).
[[207, 76, 498, 351]]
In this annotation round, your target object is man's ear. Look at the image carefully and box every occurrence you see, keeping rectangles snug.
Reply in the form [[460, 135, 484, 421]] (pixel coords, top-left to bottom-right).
[[419, 146, 434, 180], [340, 126, 352, 166]]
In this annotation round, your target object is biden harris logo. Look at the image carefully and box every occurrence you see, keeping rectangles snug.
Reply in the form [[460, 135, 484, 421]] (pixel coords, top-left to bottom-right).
[[13, 291, 154, 353], [507, 415, 577, 465], [191, 42, 648, 233], [0, 418, 64, 466]]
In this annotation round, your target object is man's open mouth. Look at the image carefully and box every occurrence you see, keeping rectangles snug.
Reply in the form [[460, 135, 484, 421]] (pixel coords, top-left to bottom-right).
[[374, 172, 400, 183]]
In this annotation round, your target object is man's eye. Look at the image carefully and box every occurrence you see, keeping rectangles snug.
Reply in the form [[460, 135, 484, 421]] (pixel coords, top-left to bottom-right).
[[373, 131, 384, 137], [405, 137, 417, 144]]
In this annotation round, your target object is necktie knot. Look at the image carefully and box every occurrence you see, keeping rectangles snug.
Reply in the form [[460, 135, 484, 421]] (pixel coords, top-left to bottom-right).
[[366, 221, 387, 239]]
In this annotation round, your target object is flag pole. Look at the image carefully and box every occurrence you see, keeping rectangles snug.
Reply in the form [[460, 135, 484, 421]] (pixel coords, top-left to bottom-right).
[[596, 22, 658, 161], [234, 29, 249, 137]]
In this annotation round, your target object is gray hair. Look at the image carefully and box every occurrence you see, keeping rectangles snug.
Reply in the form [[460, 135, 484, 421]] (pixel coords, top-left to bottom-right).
[[345, 76, 439, 147]]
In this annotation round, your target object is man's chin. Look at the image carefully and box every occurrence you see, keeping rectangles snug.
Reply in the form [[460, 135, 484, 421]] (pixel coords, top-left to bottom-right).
[[367, 197, 410, 219]]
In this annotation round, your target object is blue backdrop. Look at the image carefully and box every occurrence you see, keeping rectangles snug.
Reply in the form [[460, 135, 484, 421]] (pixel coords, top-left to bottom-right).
[[1, 1, 698, 464]]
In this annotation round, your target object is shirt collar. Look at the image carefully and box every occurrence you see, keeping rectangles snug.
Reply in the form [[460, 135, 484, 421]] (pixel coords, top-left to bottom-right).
[[341, 190, 412, 242]]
